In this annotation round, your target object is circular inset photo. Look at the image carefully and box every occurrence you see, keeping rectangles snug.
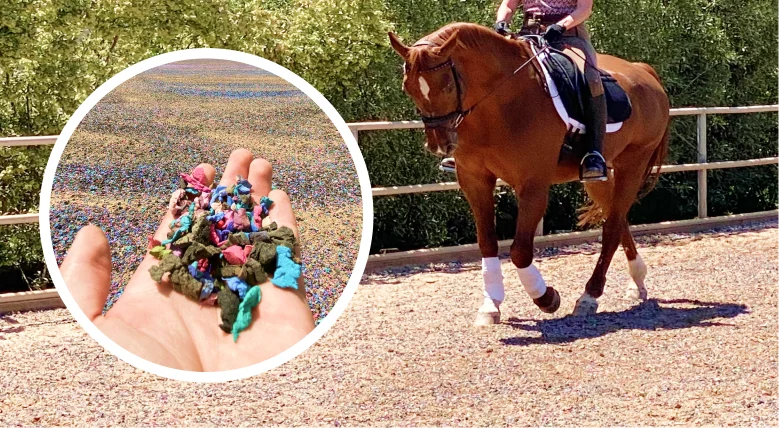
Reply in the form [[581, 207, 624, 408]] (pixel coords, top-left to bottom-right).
[[40, 50, 371, 380]]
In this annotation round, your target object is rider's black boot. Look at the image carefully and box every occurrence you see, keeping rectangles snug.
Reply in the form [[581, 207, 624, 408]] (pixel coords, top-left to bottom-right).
[[580, 93, 608, 182]]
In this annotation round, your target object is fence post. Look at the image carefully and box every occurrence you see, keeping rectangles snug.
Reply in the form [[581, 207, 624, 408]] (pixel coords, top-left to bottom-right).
[[535, 218, 544, 236], [351, 128, 359, 144], [697, 113, 708, 218]]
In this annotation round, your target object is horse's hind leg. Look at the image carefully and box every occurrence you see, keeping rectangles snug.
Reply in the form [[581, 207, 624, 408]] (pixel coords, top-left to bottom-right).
[[574, 161, 647, 316], [457, 170, 503, 326], [583, 181, 648, 301], [622, 227, 648, 300]]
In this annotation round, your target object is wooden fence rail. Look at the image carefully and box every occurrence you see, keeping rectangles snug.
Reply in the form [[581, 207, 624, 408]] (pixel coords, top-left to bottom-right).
[[1, 104, 777, 226]]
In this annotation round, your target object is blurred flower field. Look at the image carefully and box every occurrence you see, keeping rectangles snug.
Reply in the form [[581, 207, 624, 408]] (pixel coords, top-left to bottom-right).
[[50, 59, 362, 325]]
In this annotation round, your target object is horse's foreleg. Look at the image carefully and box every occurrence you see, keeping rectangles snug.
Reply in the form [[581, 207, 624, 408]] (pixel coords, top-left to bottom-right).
[[511, 184, 560, 313], [458, 172, 503, 325]]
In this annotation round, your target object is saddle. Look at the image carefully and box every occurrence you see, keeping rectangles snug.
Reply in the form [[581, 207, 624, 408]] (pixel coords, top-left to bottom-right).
[[521, 35, 632, 136]]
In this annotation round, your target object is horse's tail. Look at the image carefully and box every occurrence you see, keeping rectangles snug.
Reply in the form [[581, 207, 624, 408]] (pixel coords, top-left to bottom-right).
[[638, 119, 670, 199], [576, 200, 604, 228]]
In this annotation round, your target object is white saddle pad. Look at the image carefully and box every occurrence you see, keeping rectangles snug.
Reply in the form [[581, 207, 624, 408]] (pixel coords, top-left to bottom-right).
[[531, 44, 623, 134]]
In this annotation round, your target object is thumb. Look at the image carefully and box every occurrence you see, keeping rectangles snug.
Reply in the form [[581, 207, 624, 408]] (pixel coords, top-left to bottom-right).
[[60, 225, 112, 321]]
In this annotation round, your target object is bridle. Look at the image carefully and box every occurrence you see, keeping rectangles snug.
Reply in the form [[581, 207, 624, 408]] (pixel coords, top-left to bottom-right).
[[412, 40, 469, 129], [410, 38, 549, 131]]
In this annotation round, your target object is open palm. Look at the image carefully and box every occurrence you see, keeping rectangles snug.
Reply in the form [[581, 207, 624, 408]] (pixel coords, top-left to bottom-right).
[[60, 149, 315, 371]]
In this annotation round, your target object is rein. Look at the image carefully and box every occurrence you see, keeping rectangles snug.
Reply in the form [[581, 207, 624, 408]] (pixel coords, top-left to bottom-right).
[[412, 38, 549, 130]]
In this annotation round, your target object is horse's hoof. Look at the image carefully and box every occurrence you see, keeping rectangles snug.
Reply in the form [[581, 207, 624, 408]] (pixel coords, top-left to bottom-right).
[[474, 311, 501, 326], [572, 293, 599, 316], [475, 299, 501, 326], [624, 282, 648, 301], [533, 286, 561, 314]]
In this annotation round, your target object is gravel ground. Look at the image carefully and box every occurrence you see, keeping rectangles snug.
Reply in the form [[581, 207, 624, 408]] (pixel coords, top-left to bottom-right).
[[2, 221, 776, 426]]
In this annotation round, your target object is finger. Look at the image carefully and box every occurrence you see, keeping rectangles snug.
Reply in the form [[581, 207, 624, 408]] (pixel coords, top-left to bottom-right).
[[60, 225, 112, 321], [195, 163, 217, 187], [152, 163, 215, 243], [267, 189, 298, 238], [219, 148, 253, 187], [248, 157, 273, 203]]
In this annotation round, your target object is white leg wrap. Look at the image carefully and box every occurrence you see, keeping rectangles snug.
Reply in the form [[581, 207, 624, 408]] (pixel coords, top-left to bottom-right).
[[517, 263, 548, 299], [482, 257, 505, 304], [628, 255, 647, 284], [625, 254, 648, 301]]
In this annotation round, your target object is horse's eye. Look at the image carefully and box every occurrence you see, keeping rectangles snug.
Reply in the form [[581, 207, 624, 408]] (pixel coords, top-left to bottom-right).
[[443, 74, 455, 90]]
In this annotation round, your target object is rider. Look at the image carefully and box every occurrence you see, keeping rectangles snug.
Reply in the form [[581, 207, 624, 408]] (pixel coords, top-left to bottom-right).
[[441, 0, 608, 181]]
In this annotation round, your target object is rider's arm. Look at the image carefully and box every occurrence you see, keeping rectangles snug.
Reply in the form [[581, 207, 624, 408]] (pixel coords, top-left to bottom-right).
[[556, 0, 593, 29], [496, 0, 522, 23]]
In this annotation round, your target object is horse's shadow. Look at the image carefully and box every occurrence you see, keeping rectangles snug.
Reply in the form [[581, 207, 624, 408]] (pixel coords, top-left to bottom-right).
[[500, 298, 749, 346], [0, 315, 24, 334]]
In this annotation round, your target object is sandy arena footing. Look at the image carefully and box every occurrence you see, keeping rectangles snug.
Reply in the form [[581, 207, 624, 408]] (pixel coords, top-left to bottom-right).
[[1, 221, 776, 425]]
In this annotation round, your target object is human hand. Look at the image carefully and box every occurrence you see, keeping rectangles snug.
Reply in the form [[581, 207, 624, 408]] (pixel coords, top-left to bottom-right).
[[494, 20, 511, 36], [542, 24, 566, 44], [60, 149, 315, 371]]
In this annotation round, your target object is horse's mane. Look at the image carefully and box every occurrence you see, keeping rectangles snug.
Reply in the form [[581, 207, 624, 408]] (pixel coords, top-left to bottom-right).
[[406, 22, 539, 90], [414, 22, 530, 60]]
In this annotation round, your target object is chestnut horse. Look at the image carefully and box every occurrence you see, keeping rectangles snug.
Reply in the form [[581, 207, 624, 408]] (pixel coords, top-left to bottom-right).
[[389, 23, 670, 324]]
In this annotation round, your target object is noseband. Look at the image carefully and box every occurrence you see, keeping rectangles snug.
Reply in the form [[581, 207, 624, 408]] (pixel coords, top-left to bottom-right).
[[412, 40, 470, 130]]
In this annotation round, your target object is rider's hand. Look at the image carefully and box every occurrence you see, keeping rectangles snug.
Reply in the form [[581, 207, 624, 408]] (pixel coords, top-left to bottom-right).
[[60, 149, 314, 372], [543, 24, 566, 43], [494, 20, 510, 36]]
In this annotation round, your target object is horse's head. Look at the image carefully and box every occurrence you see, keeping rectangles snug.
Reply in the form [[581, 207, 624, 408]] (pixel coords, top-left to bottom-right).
[[389, 31, 463, 157]]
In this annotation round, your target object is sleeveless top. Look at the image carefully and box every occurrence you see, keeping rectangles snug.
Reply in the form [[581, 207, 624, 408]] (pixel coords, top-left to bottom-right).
[[523, 0, 577, 16]]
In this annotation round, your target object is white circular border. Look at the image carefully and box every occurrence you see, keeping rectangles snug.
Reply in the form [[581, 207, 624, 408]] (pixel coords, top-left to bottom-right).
[[39, 48, 374, 382]]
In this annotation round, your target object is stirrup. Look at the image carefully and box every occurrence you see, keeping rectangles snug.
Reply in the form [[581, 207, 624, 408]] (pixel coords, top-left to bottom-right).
[[439, 158, 456, 173], [579, 151, 608, 182]]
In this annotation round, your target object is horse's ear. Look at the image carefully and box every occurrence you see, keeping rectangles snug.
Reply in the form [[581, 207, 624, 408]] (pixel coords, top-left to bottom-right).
[[388, 32, 410, 59], [436, 30, 459, 58]]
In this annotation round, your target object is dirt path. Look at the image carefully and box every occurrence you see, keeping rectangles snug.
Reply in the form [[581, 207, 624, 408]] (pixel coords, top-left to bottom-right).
[[2, 222, 776, 425]]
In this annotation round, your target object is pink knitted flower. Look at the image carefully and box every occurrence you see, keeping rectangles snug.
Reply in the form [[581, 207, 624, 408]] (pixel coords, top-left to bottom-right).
[[180, 167, 210, 192], [222, 245, 246, 265]]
